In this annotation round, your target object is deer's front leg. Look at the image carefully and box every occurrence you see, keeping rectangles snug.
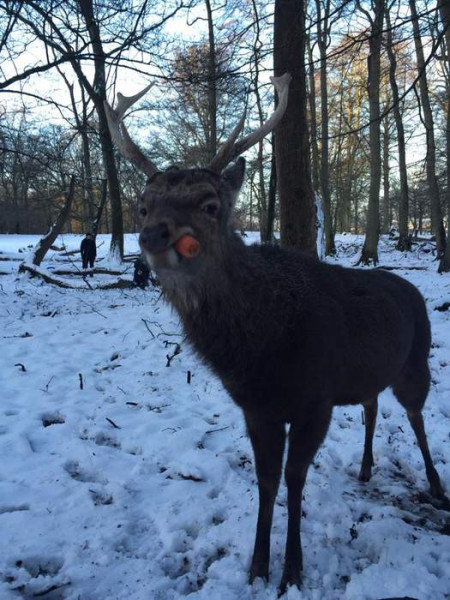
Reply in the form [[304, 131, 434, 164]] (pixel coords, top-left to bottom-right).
[[359, 397, 378, 482], [244, 412, 286, 583], [280, 404, 332, 594]]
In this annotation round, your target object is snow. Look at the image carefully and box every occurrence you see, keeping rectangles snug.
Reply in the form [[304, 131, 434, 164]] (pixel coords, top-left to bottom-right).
[[0, 233, 449, 600]]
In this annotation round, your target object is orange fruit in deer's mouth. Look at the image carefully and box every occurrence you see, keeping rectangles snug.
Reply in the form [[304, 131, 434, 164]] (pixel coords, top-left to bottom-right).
[[174, 235, 201, 258]]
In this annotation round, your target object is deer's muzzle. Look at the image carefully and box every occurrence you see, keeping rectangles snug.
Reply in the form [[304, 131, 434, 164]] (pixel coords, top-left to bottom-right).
[[140, 224, 171, 254]]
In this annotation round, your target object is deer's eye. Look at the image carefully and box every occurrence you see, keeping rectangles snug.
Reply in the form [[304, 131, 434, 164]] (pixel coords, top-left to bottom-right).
[[201, 201, 219, 217], [140, 207, 147, 217]]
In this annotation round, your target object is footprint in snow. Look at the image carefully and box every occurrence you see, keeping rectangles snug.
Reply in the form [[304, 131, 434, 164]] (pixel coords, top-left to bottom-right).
[[2, 555, 69, 599], [161, 546, 228, 594], [64, 460, 107, 484], [79, 429, 121, 450], [93, 431, 121, 449], [42, 413, 65, 427], [89, 487, 113, 506]]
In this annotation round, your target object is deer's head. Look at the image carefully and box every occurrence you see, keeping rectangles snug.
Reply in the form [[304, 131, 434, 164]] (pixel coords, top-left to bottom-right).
[[104, 74, 291, 275]]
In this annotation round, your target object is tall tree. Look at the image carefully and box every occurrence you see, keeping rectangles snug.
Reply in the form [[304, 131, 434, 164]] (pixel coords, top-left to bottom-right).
[[438, 0, 450, 271], [205, 0, 217, 162], [409, 0, 446, 257], [381, 112, 390, 234], [358, 0, 385, 265], [315, 0, 336, 255], [274, 0, 316, 256], [307, 32, 320, 194], [386, 8, 411, 251]]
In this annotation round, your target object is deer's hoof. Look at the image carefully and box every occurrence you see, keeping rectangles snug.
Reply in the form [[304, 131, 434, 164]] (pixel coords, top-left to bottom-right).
[[278, 570, 302, 596], [358, 465, 372, 482], [249, 563, 269, 585]]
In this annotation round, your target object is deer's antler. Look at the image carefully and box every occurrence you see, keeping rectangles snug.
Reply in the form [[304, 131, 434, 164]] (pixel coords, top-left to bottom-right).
[[207, 73, 292, 173], [105, 74, 291, 176], [104, 83, 159, 178]]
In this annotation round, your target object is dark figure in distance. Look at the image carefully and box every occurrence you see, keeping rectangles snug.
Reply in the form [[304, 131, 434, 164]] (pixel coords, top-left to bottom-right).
[[133, 256, 150, 289], [80, 233, 96, 276]]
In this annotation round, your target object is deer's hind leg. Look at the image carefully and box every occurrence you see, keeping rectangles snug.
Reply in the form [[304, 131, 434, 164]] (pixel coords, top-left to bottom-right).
[[244, 412, 286, 583], [359, 397, 378, 482], [392, 362, 446, 501]]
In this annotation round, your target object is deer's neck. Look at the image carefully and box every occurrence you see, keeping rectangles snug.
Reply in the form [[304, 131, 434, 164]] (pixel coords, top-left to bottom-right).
[[160, 235, 256, 364]]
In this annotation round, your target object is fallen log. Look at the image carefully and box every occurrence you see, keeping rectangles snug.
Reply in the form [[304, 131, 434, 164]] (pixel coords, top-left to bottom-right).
[[19, 263, 133, 290], [51, 267, 129, 276]]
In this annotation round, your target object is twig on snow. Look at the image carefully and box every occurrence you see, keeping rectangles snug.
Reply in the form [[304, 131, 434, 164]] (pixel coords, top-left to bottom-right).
[[106, 417, 121, 429]]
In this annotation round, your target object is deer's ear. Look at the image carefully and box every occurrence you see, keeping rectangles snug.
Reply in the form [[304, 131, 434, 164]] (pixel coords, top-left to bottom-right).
[[220, 158, 246, 194]]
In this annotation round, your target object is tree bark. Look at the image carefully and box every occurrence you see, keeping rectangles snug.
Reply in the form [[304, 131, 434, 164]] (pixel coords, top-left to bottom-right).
[[307, 34, 319, 194], [316, 0, 335, 255], [274, 0, 316, 256], [267, 134, 277, 242], [409, 0, 445, 257], [358, 0, 385, 265], [382, 113, 390, 234], [92, 179, 108, 236], [386, 10, 411, 252], [438, 0, 450, 271], [78, 0, 124, 259], [251, 0, 269, 241], [205, 0, 217, 161], [31, 175, 76, 266]]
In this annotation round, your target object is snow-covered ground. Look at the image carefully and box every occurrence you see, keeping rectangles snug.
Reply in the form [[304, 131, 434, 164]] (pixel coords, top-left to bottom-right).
[[0, 233, 449, 600]]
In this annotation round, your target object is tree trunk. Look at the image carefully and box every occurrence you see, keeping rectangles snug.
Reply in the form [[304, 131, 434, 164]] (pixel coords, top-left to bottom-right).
[[316, 0, 335, 255], [78, 0, 124, 259], [92, 179, 108, 236], [307, 34, 319, 193], [438, 0, 450, 271], [267, 134, 277, 242], [274, 0, 316, 256], [205, 0, 217, 161], [250, 3, 269, 242], [381, 113, 390, 234], [359, 0, 385, 265], [410, 0, 445, 257], [386, 10, 411, 252], [31, 176, 76, 266]]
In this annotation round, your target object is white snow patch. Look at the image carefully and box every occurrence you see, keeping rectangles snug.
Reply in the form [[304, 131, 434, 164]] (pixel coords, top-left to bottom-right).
[[0, 233, 448, 600]]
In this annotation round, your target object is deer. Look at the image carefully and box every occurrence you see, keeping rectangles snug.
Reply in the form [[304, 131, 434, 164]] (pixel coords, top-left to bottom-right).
[[104, 74, 447, 593]]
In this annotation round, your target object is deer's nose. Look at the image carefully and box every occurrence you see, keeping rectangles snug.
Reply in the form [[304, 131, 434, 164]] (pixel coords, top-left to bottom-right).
[[140, 223, 171, 254]]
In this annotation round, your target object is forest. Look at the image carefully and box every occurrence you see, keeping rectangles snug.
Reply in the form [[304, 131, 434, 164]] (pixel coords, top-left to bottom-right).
[[1, 0, 450, 271], [1, 3, 450, 599]]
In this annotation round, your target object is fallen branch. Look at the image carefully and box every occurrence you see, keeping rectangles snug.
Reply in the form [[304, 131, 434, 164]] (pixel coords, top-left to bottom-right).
[[377, 265, 428, 271], [51, 267, 128, 276], [19, 263, 133, 289], [166, 343, 182, 367]]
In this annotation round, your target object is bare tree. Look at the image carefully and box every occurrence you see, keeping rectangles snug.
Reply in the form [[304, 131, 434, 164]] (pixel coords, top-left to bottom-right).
[[307, 31, 320, 194], [410, 0, 446, 257], [386, 7, 411, 251], [315, 0, 336, 255], [358, 0, 385, 265], [274, 0, 316, 256]]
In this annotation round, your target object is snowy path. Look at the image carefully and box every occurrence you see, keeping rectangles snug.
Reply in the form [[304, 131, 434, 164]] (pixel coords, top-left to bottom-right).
[[0, 234, 449, 600]]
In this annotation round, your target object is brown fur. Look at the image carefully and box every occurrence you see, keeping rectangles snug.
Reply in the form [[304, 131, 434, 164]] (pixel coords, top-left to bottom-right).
[[138, 159, 446, 592]]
